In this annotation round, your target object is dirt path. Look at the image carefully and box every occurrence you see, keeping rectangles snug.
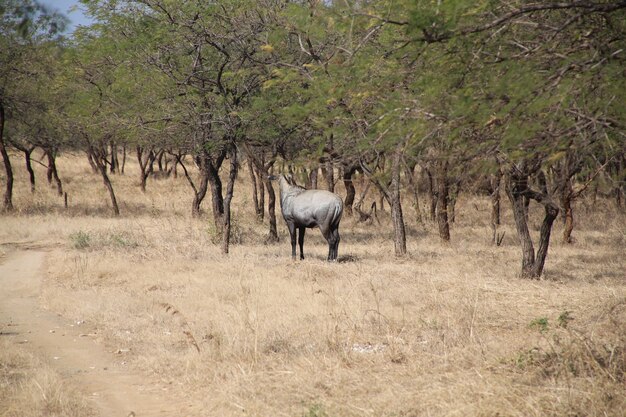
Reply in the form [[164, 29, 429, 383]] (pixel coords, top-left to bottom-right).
[[0, 250, 198, 417]]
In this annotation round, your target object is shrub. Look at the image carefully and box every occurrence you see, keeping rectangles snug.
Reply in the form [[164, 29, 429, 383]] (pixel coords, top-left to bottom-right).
[[69, 231, 91, 249]]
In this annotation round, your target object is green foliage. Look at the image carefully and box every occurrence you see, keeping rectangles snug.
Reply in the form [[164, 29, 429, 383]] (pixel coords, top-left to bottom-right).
[[407, 0, 490, 36], [69, 231, 91, 249], [512, 347, 541, 370], [558, 311, 574, 329], [69, 230, 139, 250], [513, 302, 626, 392], [529, 312, 575, 333], [2, 0, 624, 221], [529, 317, 549, 333]]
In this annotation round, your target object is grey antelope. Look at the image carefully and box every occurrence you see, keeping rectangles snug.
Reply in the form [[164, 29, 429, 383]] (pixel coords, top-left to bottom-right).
[[271, 174, 343, 261]]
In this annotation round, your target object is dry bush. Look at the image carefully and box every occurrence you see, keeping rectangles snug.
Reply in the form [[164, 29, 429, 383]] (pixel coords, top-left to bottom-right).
[[0, 340, 95, 417], [2, 153, 626, 416]]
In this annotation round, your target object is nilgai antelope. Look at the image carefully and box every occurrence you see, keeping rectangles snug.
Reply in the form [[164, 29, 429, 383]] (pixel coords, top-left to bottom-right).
[[271, 174, 343, 261]]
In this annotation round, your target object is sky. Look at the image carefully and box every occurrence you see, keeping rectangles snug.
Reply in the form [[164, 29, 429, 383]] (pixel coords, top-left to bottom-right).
[[38, 0, 96, 34]]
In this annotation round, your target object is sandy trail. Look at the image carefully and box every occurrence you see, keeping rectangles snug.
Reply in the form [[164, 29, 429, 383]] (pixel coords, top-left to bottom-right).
[[0, 250, 197, 417]]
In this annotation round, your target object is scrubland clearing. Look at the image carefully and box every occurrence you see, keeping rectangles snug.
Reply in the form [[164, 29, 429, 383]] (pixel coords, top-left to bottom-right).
[[1, 155, 625, 417]]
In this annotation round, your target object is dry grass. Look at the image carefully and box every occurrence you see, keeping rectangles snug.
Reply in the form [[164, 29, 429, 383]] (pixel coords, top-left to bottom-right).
[[0, 339, 95, 417], [1, 152, 626, 416]]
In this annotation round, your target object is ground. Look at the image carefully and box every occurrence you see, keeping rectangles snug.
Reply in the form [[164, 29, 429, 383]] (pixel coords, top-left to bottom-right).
[[0, 249, 198, 416], [1, 154, 625, 417]]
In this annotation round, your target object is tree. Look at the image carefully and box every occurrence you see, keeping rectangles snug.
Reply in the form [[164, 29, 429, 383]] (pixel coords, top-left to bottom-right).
[[387, 0, 626, 276], [59, 25, 131, 216], [79, 0, 296, 252], [0, 0, 66, 211]]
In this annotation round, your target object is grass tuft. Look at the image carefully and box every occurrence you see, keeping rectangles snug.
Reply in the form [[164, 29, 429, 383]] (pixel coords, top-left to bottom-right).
[[0, 340, 95, 417], [69, 230, 91, 249]]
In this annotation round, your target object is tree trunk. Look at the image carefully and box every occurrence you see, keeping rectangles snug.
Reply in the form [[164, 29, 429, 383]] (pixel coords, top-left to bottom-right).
[[325, 134, 335, 192], [175, 153, 207, 219], [99, 162, 120, 216], [404, 162, 423, 224], [523, 195, 530, 222], [46, 152, 53, 184], [560, 179, 575, 244], [257, 165, 265, 220], [342, 166, 356, 216], [390, 196, 406, 256], [361, 143, 406, 254], [425, 168, 437, 221], [554, 152, 583, 244], [449, 198, 456, 224], [325, 162, 334, 192], [354, 178, 371, 210], [189, 150, 221, 219], [121, 145, 126, 174], [110, 142, 119, 174], [248, 158, 263, 221], [490, 170, 502, 244], [46, 149, 63, 196], [532, 203, 559, 277], [263, 174, 279, 242], [506, 166, 559, 279], [390, 144, 407, 256], [137, 146, 155, 193], [191, 167, 210, 218], [11, 144, 37, 194], [0, 103, 13, 212], [170, 155, 178, 179], [490, 172, 501, 225], [507, 178, 536, 277], [243, 146, 278, 242], [89, 145, 120, 216], [87, 152, 98, 173], [436, 160, 450, 242], [448, 179, 461, 224], [617, 155, 626, 208], [309, 167, 318, 189], [222, 149, 238, 254], [156, 149, 165, 172], [24, 147, 35, 193], [12, 143, 37, 193], [206, 151, 225, 231]]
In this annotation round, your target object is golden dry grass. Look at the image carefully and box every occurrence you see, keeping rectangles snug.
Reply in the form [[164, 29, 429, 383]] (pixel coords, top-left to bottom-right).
[[0, 339, 95, 417], [1, 152, 626, 416]]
